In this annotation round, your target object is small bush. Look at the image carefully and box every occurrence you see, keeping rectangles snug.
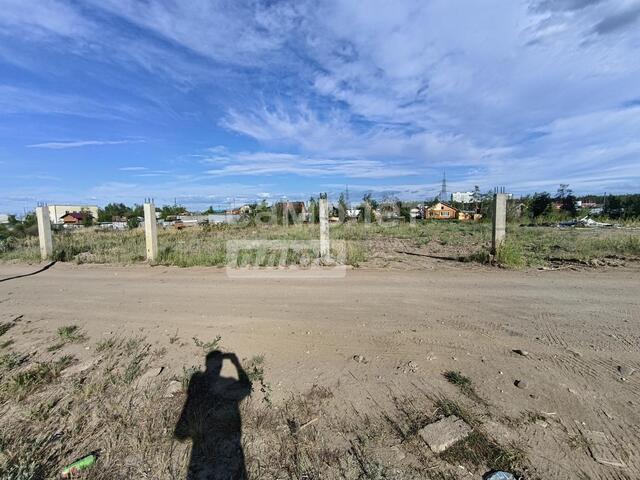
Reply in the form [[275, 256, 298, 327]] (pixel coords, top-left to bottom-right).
[[496, 242, 525, 268], [56, 325, 85, 343]]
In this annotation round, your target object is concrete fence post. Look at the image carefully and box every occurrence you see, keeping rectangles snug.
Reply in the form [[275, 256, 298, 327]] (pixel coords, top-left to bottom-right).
[[491, 193, 507, 255], [319, 193, 330, 261], [143, 201, 158, 262], [35, 205, 53, 260]]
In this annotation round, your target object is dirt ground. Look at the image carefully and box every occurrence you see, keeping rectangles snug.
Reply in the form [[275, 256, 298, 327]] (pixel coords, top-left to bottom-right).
[[1, 262, 639, 479]]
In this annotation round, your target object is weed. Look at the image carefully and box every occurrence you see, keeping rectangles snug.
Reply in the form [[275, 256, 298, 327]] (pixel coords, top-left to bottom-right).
[[57, 325, 85, 342], [0, 322, 15, 337], [122, 344, 151, 384], [443, 370, 471, 388], [96, 338, 116, 352], [432, 397, 475, 426], [440, 431, 527, 475], [0, 352, 24, 370], [442, 370, 485, 404], [47, 342, 65, 352], [246, 354, 272, 406], [524, 410, 546, 424], [124, 337, 144, 354], [192, 335, 222, 353], [27, 398, 59, 422], [496, 242, 525, 268], [181, 365, 201, 389], [568, 434, 591, 451], [2, 356, 75, 399], [0, 339, 14, 349], [168, 329, 180, 344]]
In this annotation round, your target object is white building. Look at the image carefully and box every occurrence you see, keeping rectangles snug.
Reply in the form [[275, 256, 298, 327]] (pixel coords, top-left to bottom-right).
[[48, 205, 99, 224], [451, 192, 474, 203], [0, 214, 9, 224]]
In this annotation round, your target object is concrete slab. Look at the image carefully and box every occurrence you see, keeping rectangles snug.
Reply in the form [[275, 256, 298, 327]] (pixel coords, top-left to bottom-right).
[[418, 415, 472, 453]]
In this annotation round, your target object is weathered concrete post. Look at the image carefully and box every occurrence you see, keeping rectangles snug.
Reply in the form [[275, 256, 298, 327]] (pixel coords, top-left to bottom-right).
[[319, 193, 330, 261], [35, 205, 53, 260], [143, 201, 158, 262], [491, 192, 508, 255]]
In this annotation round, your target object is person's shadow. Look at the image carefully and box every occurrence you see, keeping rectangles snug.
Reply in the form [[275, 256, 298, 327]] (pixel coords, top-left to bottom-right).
[[175, 351, 252, 480]]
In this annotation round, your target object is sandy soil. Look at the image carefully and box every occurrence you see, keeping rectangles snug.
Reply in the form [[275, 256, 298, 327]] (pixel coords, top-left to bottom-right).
[[1, 262, 639, 479]]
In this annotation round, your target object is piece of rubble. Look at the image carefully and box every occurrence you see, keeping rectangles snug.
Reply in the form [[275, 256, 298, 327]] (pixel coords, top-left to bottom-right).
[[135, 366, 164, 389], [617, 365, 635, 379], [353, 354, 367, 364], [514, 379, 528, 389], [512, 349, 529, 357], [418, 415, 472, 453], [62, 358, 99, 377], [164, 380, 183, 398], [584, 430, 626, 468]]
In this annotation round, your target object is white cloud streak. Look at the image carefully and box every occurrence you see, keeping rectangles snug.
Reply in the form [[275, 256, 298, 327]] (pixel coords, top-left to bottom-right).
[[27, 139, 142, 149]]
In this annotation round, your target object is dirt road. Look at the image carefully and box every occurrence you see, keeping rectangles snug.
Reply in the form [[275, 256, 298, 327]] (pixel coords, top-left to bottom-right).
[[1, 262, 639, 478]]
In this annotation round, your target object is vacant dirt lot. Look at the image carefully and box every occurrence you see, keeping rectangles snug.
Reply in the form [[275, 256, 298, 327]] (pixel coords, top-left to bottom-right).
[[1, 262, 639, 479]]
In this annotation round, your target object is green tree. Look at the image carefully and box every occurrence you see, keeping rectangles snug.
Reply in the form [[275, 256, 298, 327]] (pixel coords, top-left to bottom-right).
[[556, 184, 577, 216], [603, 195, 622, 219], [81, 210, 94, 227], [127, 217, 140, 229], [159, 204, 186, 220], [358, 193, 377, 223], [337, 192, 348, 222], [530, 192, 552, 218], [307, 197, 319, 224], [622, 194, 640, 219], [98, 203, 129, 222]]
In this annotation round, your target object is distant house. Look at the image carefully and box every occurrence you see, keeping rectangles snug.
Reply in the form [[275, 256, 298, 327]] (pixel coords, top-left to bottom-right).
[[48, 205, 99, 224], [580, 201, 598, 209], [426, 202, 458, 220], [60, 211, 93, 225], [0, 214, 9, 224]]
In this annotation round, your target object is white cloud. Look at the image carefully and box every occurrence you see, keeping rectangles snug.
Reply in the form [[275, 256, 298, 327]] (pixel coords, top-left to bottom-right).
[[2, 0, 640, 207], [119, 166, 147, 171], [203, 150, 414, 179], [28, 139, 141, 149]]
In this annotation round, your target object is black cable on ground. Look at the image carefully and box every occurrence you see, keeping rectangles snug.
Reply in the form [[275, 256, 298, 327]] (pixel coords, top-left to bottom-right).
[[0, 261, 57, 283]]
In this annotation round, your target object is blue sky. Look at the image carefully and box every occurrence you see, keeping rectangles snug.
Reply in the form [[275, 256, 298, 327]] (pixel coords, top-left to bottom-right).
[[1, 0, 640, 213]]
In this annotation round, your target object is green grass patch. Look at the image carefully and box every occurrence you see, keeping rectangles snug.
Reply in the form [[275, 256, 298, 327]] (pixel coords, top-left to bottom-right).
[[496, 242, 525, 268], [96, 337, 117, 352], [440, 430, 527, 475], [2, 356, 75, 399], [0, 352, 25, 370], [57, 325, 85, 342]]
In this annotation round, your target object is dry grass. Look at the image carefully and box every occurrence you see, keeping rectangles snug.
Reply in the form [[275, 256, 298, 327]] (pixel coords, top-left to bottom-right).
[[0, 324, 537, 480], [1, 221, 638, 269]]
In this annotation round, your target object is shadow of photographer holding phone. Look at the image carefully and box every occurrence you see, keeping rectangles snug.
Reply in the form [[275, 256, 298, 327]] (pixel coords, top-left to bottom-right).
[[175, 351, 252, 480]]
